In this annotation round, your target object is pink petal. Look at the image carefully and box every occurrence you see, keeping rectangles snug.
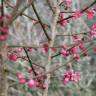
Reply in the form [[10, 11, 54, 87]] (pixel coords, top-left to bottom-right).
[[86, 10, 94, 20], [0, 26, 9, 33], [73, 11, 82, 19]]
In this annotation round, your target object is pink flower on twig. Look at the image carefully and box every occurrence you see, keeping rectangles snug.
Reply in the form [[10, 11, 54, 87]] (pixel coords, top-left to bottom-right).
[[63, 70, 80, 85], [73, 11, 82, 19], [90, 23, 96, 38], [86, 10, 95, 20]]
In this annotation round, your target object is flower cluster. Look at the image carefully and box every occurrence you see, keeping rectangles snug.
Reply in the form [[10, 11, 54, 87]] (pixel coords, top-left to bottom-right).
[[65, 0, 72, 9], [0, 26, 9, 41], [16, 72, 26, 84], [7, 48, 33, 61], [60, 40, 87, 62], [8, 53, 18, 61], [86, 10, 95, 20], [0, 15, 11, 41], [63, 70, 81, 85], [60, 44, 69, 56], [16, 72, 37, 88], [8, 47, 47, 89], [59, 13, 68, 26], [73, 11, 82, 19], [40, 43, 57, 54], [16, 71, 47, 89], [90, 23, 96, 38]]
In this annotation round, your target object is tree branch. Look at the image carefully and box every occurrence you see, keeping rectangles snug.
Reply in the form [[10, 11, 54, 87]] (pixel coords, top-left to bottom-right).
[[58, 1, 96, 23], [31, 2, 51, 42], [23, 47, 37, 75], [33, 43, 94, 79]]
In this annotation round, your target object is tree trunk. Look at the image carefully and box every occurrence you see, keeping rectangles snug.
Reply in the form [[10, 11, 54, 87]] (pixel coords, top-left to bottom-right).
[[0, 42, 8, 96]]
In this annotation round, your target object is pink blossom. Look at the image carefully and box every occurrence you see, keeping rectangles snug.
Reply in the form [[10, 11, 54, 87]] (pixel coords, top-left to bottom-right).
[[73, 36, 85, 52], [79, 43, 85, 50], [51, 48, 57, 53], [59, 13, 68, 26], [0, 35, 8, 41], [66, 0, 71, 9], [27, 48, 33, 52], [72, 72, 81, 82], [28, 67, 33, 73], [42, 84, 47, 89], [59, 12, 64, 19], [8, 53, 18, 61], [63, 77, 70, 85], [0, 26, 9, 33], [75, 54, 80, 62], [60, 20, 68, 26], [41, 43, 49, 54], [0, 15, 12, 22], [63, 70, 73, 85], [73, 35, 82, 44], [0, 16, 4, 22], [27, 79, 36, 88], [16, 72, 24, 80], [73, 11, 82, 19], [0, 26, 9, 41], [90, 24, 96, 38], [19, 78, 26, 84], [61, 44, 68, 49], [16, 72, 26, 84], [32, 20, 38, 25], [71, 47, 78, 54], [86, 10, 95, 20], [61, 44, 69, 56], [63, 70, 80, 85], [61, 49, 69, 56], [15, 48, 23, 52], [5, 14, 12, 20]]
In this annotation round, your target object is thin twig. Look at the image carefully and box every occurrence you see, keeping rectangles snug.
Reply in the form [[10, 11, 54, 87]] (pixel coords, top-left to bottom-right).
[[6, 2, 50, 28], [19, 56, 45, 69], [23, 47, 37, 75], [56, 32, 88, 36], [6, 0, 35, 25], [23, 13, 50, 28], [31, 2, 51, 42], [51, 38, 95, 58]]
